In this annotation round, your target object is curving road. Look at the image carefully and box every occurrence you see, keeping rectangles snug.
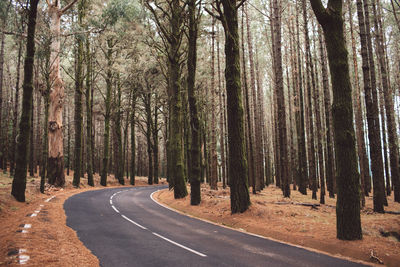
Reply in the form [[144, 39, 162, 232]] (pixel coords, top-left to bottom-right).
[[64, 186, 366, 267]]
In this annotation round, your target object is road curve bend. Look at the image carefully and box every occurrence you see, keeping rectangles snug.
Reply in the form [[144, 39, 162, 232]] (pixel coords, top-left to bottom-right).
[[64, 186, 366, 267]]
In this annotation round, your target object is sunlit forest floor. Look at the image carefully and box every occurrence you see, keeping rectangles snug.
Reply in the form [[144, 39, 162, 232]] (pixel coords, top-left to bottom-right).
[[156, 183, 400, 266], [0, 171, 166, 266]]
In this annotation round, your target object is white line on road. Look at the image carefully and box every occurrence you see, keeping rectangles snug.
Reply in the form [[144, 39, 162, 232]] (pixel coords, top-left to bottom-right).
[[111, 205, 120, 213], [152, 232, 207, 257], [121, 215, 147, 230], [110, 188, 206, 257]]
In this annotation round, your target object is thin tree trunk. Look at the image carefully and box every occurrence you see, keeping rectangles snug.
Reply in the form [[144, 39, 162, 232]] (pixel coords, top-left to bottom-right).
[[296, 0, 308, 195], [73, 0, 84, 187], [11, 0, 40, 202], [210, 17, 218, 190], [100, 38, 113, 186], [303, 0, 317, 199], [11, 40, 23, 176], [273, 0, 289, 197], [85, 35, 93, 186], [372, 0, 400, 202]]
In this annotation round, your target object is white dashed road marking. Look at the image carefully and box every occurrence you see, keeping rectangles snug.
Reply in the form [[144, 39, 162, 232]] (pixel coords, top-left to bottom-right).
[[109, 189, 207, 257]]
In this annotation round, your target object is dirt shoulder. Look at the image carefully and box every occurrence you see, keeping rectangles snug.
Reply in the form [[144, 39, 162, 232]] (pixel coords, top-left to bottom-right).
[[0, 172, 165, 266], [154, 184, 400, 267]]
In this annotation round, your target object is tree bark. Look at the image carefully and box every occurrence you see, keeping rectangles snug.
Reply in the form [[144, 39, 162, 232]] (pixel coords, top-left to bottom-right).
[[187, 0, 201, 204], [219, 0, 251, 213], [86, 34, 94, 186], [100, 38, 113, 186], [274, 0, 290, 197], [11, 0, 40, 202], [73, 0, 84, 187], [310, 0, 362, 240], [372, 0, 400, 202]]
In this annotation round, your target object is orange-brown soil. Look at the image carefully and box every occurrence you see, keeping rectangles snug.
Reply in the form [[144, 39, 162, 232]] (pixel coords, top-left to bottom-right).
[[0, 171, 165, 266], [155, 184, 400, 266]]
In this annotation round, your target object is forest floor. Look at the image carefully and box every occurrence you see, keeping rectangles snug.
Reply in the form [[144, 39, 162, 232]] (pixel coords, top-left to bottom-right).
[[155, 184, 400, 267], [0, 170, 166, 266]]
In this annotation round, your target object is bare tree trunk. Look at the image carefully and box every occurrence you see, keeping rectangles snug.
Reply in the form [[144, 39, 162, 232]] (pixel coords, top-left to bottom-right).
[[210, 18, 218, 190], [303, 0, 317, 199], [372, 0, 400, 202], [241, 8, 255, 193], [310, 0, 362, 240], [245, 3, 262, 192], [11, 0, 40, 202], [11, 39, 23, 176], [296, 0, 308, 195], [216, 24, 227, 190], [347, 0, 367, 206]]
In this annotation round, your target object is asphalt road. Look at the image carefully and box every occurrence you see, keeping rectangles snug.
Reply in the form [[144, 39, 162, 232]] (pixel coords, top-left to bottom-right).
[[64, 186, 366, 267]]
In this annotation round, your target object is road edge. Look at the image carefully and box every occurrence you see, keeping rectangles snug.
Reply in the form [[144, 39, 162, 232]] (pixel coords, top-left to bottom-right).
[[150, 188, 375, 267]]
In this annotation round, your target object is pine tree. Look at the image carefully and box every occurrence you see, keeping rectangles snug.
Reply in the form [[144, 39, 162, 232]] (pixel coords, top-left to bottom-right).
[[310, 0, 362, 240]]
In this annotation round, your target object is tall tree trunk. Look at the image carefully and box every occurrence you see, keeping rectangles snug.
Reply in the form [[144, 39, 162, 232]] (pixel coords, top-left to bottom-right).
[[347, 0, 368, 206], [210, 17, 218, 190], [73, 0, 84, 187], [241, 8, 255, 193], [115, 74, 124, 185], [130, 92, 137, 185], [310, 0, 362, 240], [303, 0, 317, 199], [153, 94, 159, 184], [274, 0, 290, 197], [255, 44, 266, 190], [100, 38, 113, 186], [296, 0, 308, 195], [11, 0, 40, 202], [29, 94, 35, 176], [356, 0, 385, 212], [245, 3, 262, 192], [169, 0, 187, 198], [11, 40, 23, 176], [145, 91, 153, 185], [314, 26, 325, 204], [216, 24, 227, 190], [86, 34, 94, 186], [47, 0, 74, 187], [372, 0, 400, 202], [219, 0, 251, 213]]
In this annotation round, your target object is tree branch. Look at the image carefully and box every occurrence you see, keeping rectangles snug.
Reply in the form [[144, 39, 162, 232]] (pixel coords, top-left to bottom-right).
[[60, 0, 79, 14]]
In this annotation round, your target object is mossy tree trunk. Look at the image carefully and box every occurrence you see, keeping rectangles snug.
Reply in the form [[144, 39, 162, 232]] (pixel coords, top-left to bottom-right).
[[115, 74, 124, 185], [100, 38, 114, 186], [73, 0, 85, 187], [310, 0, 362, 240], [86, 33, 94, 186], [146, 0, 187, 198], [130, 91, 137, 185], [187, 0, 201, 205], [273, 0, 290, 198], [207, 0, 251, 213], [11, 38, 23, 176], [11, 0, 40, 202]]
